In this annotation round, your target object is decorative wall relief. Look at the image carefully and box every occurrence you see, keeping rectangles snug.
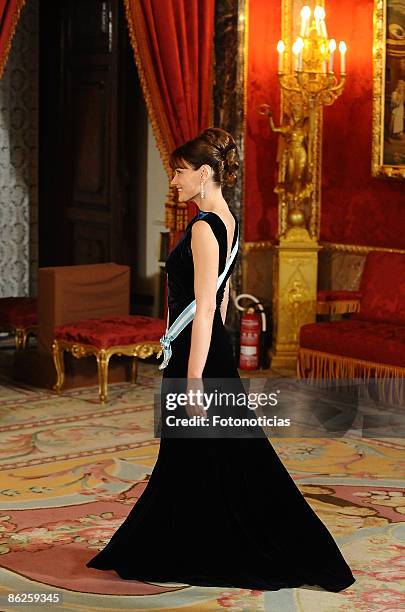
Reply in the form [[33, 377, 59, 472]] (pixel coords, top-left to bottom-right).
[[0, 0, 38, 297]]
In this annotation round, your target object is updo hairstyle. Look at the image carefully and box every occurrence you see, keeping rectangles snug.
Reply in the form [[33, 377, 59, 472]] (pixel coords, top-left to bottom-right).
[[169, 127, 239, 188]]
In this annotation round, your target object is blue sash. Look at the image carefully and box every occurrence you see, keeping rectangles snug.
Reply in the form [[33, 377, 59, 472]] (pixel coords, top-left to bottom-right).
[[157, 224, 239, 370]]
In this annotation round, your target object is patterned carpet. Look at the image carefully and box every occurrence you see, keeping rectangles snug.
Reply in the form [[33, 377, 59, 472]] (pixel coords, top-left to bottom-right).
[[0, 359, 404, 611]]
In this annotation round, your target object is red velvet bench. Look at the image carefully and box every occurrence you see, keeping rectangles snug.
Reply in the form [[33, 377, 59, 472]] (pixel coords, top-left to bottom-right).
[[52, 315, 166, 402], [0, 297, 38, 350]]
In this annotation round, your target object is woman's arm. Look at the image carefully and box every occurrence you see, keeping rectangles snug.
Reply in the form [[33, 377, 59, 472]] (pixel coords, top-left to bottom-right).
[[187, 221, 219, 379], [220, 278, 230, 324]]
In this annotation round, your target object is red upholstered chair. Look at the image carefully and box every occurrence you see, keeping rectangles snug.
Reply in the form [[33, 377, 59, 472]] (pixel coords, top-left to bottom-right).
[[0, 297, 38, 350], [53, 315, 166, 402], [299, 252, 405, 389]]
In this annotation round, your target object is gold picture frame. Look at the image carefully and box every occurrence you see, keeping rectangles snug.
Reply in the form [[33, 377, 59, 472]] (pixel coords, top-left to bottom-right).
[[372, 0, 405, 180]]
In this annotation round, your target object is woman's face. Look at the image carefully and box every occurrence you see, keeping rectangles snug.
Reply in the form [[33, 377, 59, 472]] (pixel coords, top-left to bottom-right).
[[170, 160, 202, 202]]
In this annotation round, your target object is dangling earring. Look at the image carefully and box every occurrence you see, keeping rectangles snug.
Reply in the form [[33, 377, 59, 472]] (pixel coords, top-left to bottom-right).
[[200, 181, 205, 199]]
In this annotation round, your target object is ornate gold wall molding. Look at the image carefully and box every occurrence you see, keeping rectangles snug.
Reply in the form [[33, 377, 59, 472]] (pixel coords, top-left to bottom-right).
[[320, 241, 405, 255], [243, 241, 274, 253]]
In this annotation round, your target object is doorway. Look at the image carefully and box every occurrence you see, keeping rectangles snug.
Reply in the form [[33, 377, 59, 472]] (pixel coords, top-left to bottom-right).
[[38, 0, 149, 313]]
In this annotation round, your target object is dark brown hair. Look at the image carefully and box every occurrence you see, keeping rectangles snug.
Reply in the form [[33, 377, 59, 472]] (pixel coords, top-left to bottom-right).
[[169, 127, 239, 188]]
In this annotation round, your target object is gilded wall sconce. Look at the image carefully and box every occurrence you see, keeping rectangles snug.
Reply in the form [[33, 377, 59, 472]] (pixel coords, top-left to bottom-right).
[[267, 1, 348, 369], [261, 2, 347, 238]]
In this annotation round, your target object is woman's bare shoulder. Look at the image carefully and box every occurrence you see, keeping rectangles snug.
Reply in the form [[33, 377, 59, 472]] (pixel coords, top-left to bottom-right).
[[191, 218, 218, 245], [190, 219, 219, 260], [190, 216, 217, 238]]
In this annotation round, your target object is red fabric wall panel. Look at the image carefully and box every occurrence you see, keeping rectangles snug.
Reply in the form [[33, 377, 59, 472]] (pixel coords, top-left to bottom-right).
[[246, 0, 404, 248], [321, 0, 405, 249], [245, 0, 281, 242]]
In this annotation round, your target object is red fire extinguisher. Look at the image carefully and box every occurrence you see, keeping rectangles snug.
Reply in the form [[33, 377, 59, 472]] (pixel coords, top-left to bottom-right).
[[239, 306, 261, 370], [234, 293, 268, 370]]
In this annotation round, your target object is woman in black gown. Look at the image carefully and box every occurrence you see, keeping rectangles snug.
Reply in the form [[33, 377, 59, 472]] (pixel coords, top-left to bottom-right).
[[86, 128, 355, 592]]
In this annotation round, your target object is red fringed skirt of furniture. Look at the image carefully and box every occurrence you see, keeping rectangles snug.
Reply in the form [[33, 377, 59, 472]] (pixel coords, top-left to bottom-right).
[[53, 315, 166, 402], [0, 297, 38, 350], [299, 252, 405, 399], [316, 290, 363, 316]]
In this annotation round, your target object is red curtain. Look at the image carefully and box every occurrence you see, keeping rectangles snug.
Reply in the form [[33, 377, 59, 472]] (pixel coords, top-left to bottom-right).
[[123, 0, 215, 244], [0, 0, 26, 79]]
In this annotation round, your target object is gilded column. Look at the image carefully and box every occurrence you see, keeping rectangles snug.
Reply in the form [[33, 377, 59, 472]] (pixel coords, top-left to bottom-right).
[[271, 227, 320, 368]]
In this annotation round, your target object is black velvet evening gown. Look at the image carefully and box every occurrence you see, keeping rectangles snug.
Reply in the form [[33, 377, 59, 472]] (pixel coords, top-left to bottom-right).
[[86, 208, 355, 592]]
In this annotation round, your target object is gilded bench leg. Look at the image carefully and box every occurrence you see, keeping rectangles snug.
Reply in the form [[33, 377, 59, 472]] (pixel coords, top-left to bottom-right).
[[96, 349, 110, 403], [21, 330, 29, 350], [15, 328, 25, 351], [52, 340, 65, 393], [131, 357, 138, 384]]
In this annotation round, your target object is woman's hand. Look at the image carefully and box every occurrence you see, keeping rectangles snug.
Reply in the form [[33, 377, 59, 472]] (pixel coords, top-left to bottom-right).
[[185, 378, 206, 419]]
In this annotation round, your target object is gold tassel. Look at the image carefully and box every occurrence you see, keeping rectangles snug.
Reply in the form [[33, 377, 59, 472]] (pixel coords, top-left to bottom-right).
[[317, 299, 361, 315], [298, 348, 404, 404]]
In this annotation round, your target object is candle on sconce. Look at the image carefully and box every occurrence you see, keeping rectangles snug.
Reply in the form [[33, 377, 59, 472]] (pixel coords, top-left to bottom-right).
[[277, 40, 285, 73], [272, 2, 346, 122], [300, 5, 311, 38], [314, 5, 323, 35], [319, 6, 328, 38], [328, 39, 336, 72], [339, 41, 347, 73], [319, 43, 327, 73], [297, 37, 304, 71], [292, 39, 301, 71]]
